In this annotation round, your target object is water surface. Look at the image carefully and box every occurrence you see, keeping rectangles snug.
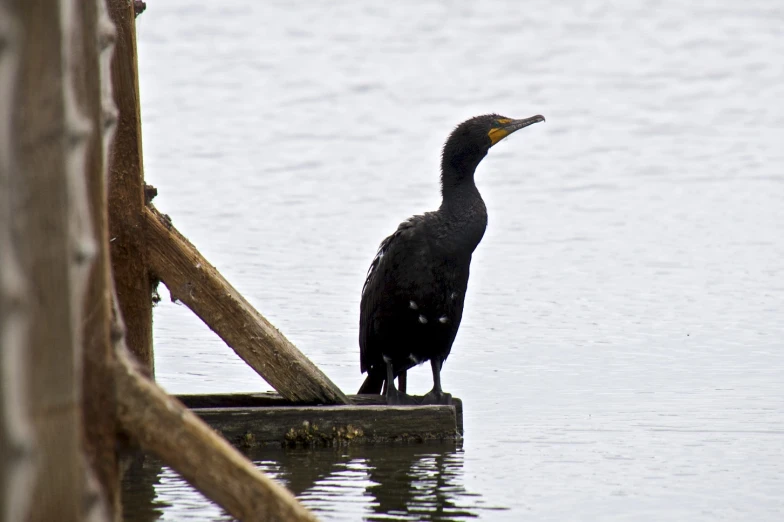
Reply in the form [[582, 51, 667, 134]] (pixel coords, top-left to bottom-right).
[[127, 0, 784, 520]]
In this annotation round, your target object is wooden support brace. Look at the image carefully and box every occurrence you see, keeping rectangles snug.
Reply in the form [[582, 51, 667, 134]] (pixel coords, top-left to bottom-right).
[[107, 0, 154, 375], [143, 206, 350, 405], [114, 345, 318, 522]]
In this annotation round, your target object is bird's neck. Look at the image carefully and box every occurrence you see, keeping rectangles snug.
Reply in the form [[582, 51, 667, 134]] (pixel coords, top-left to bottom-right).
[[440, 177, 482, 214], [438, 164, 488, 252], [439, 159, 484, 215]]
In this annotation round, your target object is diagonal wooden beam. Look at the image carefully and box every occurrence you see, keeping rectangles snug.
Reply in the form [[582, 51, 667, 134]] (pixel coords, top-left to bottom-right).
[[143, 206, 350, 405], [114, 340, 318, 521]]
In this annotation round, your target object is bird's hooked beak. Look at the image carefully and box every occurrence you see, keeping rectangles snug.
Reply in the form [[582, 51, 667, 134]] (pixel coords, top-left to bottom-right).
[[488, 115, 546, 146]]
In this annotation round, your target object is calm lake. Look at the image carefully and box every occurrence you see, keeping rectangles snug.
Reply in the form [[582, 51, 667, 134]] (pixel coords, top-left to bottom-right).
[[124, 0, 784, 520]]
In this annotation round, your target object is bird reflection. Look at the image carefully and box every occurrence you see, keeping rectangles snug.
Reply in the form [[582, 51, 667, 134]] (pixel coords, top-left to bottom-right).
[[121, 443, 501, 521], [248, 442, 491, 521], [361, 444, 482, 521]]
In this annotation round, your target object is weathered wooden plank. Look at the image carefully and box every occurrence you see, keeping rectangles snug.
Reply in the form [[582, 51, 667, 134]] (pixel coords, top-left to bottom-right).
[[178, 393, 464, 430], [107, 0, 154, 375], [194, 405, 460, 447], [143, 206, 350, 405], [114, 345, 318, 522], [175, 393, 464, 447]]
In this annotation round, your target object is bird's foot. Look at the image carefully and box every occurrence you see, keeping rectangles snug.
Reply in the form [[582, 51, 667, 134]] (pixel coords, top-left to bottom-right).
[[385, 387, 419, 406], [420, 390, 453, 405]]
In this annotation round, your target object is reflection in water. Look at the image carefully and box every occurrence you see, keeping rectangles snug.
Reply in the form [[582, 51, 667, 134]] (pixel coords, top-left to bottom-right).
[[360, 446, 484, 520], [121, 454, 167, 522], [122, 443, 506, 521]]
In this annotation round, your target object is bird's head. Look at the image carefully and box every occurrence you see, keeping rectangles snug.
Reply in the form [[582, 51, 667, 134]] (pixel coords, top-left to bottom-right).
[[442, 113, 545, 177]]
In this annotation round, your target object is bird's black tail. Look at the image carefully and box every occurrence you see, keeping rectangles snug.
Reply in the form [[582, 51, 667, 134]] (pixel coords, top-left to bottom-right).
[[358, 369, 385, 394]]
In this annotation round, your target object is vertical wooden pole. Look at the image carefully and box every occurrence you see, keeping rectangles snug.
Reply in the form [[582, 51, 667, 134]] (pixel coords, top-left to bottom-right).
[[16, 0, 84, 517], [107, 0, 154, 375], [0, 5, 35, 521], [78, 0, 121, 518], [1, 0, 104, 520]]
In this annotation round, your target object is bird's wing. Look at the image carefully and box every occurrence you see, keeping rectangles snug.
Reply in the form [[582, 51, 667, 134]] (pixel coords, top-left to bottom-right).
[[360, 216, 422, 298], [361, 234, 393, 300], [359, 217, 422, 372]]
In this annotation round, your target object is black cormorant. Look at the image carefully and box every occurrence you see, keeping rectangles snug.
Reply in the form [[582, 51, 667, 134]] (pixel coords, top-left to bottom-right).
[[358, 113, 545, 405]]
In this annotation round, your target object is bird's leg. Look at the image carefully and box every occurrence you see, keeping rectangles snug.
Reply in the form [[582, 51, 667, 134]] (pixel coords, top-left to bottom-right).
[[421, 357, 452, 405], [384, 359, 417, 405], [397, 370, 407, 394]]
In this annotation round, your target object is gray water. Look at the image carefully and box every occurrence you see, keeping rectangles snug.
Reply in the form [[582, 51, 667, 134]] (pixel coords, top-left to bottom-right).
[[126, 1, 784, 520]]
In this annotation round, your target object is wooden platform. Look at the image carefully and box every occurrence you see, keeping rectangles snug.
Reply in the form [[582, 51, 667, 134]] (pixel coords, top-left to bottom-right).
[[176, 393, 463, 447]]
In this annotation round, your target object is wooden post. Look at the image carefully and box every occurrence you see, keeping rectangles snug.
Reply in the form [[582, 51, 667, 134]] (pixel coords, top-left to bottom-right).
[[12, 0, 85, 516], [0, 0, 107, 519], [0, 5, 35, 521], [106, 0, 154, 375], [144, 207, 350, 405], [78, 0, 121, 517]]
